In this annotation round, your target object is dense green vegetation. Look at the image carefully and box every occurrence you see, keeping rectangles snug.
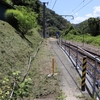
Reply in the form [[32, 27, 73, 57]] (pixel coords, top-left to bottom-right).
[[44, 8, 71, 36], [4, 0, 39, 35], [63, 17, 100, 46], [4, 0, 100, 40], [5, 8, 38, 35], [3, 0, 70, 37], [0, 20, 42, 99], [88, 17, 100, 36], [63, 33, 100, 46], [73, 17, 100, 36]]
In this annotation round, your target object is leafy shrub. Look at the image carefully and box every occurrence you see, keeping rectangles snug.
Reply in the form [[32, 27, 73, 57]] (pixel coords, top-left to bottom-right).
[[48, 27, 58, 36], [5, 9, 23, 30], [5, 8, 38, 35], [64, 29, 69, 35], [69, 29, 79, 35], [64, 32, 100, 46], [65, 33, 75, 40], [85, 36, 93, 44], [4, 0, 11, 4], [64, 25, 74, 36], [91, 36, 100, 46], [17, 7, 38, 34], [0, 71, 32, 100]]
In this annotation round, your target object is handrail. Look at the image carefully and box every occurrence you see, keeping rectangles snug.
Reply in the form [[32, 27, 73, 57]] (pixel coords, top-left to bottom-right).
[[62, 41, 100, 62], [60, 39, 100, 99]]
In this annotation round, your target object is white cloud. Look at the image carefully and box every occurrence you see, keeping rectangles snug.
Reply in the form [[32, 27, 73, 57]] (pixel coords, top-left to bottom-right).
[[75, 13, 78, 16], [86, 13, 93, 17], [93, 6, 100, 15], [71, 6, 100, 24], [71, 17, 86, 24]]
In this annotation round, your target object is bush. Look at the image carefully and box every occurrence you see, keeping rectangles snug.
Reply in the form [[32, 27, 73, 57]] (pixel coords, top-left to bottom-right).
[[5, 0, 11, 4], [48, 27, 58, 36], [69, 29, 79, 35], [5, 8, 38, 35], [5, 9, 23, 30], [91, 36, 100, 46], [17, 7, 38, 34]]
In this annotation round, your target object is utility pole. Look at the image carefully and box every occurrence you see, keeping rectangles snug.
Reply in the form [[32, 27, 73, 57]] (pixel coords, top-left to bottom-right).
[[43, 2, 48, 38]]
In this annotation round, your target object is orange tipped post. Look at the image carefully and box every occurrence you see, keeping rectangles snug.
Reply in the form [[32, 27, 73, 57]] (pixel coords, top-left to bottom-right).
[[52, 58, 54, 75]]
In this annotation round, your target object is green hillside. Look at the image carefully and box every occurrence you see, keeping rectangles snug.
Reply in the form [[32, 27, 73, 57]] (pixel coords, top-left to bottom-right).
[[0, 20, 42, 99], [0, 20, 42, 73], [0, 20, 59, 100]]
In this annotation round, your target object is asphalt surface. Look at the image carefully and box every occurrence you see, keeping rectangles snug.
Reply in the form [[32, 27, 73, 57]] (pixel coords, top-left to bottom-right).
[[49, 38, 88, 100]]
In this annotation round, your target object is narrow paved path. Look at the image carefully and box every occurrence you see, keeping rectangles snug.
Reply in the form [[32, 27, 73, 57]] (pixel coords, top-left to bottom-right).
[[49, 38, 87, 100]]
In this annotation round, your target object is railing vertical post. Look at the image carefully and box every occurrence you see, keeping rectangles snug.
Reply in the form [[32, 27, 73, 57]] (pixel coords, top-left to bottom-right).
[[58, 38, 60, 45], [81, 56, 87, 91], [93, 56, 98, 97], [61, 38, 62, 46], [59, 38, 61, 47], [76, 47, 78, 68], [69, 43, 70, 56], [65, 40, 66, 51]]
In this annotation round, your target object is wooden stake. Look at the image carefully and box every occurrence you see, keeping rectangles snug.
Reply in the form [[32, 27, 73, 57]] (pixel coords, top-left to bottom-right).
[[52, 58, 54, 75]]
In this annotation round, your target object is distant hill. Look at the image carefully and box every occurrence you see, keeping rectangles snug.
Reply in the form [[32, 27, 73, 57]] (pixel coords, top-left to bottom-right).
[[38, 4, 71, 36], [73, 19, 89, 34]]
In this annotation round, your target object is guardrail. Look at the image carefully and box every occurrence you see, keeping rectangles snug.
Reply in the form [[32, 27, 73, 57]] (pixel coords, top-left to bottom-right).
[[58, 38, 100, 99]]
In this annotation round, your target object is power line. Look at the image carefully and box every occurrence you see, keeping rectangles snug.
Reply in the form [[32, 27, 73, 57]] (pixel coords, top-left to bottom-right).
[[52, 0, 57, 9], [49, 0, 52, 7], [73, 0, 92, 15], [69, 0, 85, 14], [60, 15, 74, 20]]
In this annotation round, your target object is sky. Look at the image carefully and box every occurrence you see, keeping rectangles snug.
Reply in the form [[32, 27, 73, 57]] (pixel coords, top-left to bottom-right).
[[40, 0, 100, 24]]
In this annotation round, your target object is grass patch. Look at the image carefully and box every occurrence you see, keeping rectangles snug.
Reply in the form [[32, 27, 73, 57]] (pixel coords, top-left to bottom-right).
[[0, 20, 47, 99], [63, 33, 100, 46], [28, 39, 59, 99], [56, 90, 67, 100]]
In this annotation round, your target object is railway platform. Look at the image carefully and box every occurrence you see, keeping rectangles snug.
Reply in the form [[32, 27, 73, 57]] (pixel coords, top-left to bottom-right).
[[49, 38, 89, 100]]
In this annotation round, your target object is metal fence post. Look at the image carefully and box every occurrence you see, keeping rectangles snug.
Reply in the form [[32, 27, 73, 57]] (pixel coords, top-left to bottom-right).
[[65, 40, 66, 51], [69, 43, 70, 56], [93, 56, 98, 97], [81, 56, 87, 91], [64, 40, 65, 49], [60, 38, 62, 46], [59, 38, 61, 47], [76, 47, 78, 68], [57, 37, 59, 45]]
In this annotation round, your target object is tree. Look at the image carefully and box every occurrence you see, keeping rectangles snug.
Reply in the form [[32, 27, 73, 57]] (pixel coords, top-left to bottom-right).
[[11, 0, 40, 13], [11, 0, 22, 5], [88, 17, 100, 36], [74, 20, 89, 34], [64, 25, 74, 35]]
